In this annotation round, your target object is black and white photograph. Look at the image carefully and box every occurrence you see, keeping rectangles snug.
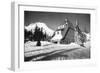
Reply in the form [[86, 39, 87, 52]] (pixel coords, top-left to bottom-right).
[[24, 11, 91, 62]]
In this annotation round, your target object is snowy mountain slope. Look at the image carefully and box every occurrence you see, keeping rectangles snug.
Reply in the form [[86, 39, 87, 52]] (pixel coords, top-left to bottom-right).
[[25, 22, 54, 36]]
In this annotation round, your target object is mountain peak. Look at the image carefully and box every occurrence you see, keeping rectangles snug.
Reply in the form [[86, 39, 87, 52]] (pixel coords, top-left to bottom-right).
[[25, 22, 54, 36]]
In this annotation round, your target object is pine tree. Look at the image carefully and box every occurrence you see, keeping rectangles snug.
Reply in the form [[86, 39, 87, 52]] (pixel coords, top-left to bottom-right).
[[24, 28, 33, 43], [33, 25, 44, 46]]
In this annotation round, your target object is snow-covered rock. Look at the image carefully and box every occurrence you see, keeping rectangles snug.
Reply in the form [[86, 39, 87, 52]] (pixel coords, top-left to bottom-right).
[[25, 22, 54, 36]]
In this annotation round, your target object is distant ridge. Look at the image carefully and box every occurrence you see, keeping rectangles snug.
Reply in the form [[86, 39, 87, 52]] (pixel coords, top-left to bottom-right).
[[25, 22, 54, 36]]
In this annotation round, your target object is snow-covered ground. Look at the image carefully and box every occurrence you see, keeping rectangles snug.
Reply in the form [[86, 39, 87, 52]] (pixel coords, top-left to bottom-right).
[[24, 41, 90, 61], [25, 41, 54, 52], [25, 41, 80, 53]]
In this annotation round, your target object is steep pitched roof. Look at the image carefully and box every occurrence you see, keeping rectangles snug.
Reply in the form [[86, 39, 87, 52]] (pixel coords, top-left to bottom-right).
[[61, 19, 75, 40]]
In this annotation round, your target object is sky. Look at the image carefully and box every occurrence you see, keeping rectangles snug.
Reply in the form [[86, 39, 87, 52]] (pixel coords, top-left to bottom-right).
[[24, 11, 90, 33]]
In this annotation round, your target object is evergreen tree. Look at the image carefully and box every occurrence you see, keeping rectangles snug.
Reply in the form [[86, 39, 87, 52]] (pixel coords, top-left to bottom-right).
[[33, 25, 44, 46], [24, 28, 33, 43]]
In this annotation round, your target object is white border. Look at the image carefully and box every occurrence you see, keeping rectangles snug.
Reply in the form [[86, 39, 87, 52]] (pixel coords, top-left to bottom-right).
[[11, 2, 97, 71]]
